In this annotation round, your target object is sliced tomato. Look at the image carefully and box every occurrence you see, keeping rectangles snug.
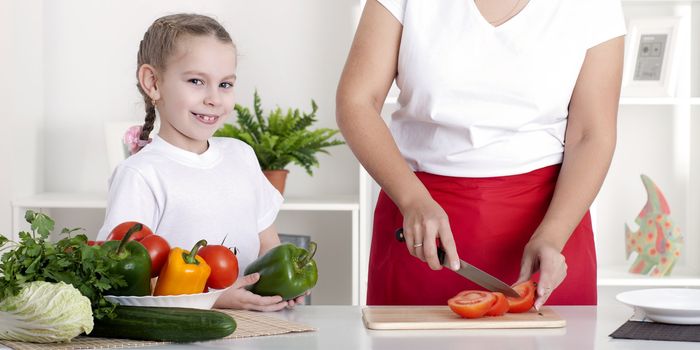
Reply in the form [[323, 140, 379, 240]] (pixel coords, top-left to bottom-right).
[[506, 280, 536, 313], [448, 290, 497, 319], [139, 234, 171, 277], [485, 292, 509, 316], [106, 221, 153, 242]]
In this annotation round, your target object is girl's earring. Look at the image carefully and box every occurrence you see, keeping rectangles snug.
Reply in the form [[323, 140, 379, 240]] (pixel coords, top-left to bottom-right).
[[152, 99, 158, 109]]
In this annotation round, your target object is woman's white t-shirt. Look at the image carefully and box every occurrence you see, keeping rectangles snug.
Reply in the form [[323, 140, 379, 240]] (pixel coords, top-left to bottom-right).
[[377, 0, 626, 177], [97, 135, 283, 274]]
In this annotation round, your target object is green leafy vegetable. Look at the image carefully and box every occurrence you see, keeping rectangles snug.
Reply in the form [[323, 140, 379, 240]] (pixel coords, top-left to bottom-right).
[[0, 211, 126, 319], [0, 281, 93, 343]]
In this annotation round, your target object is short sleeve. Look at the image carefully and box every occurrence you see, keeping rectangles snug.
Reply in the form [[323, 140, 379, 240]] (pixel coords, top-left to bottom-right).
[[243, 147, 284, 233], [376, 0, 407, 24], [586, 0, 626, 48], [97, 166, 160, 240]]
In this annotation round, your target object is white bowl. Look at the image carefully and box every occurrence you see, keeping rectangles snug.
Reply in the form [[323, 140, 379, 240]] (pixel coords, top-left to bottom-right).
[[616, 288, 700, 325], [105, 288, 229, 309]]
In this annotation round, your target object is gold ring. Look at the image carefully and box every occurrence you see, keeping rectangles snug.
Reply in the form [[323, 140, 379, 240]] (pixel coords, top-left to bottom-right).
[[413, 243, 423, 248]]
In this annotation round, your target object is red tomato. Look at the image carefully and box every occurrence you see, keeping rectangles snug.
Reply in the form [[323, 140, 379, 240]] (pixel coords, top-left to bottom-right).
[[87, 240, 104, 246], [448, 290, 497, 319], [106, 221, 153, 242], [507, 280, 536, 313], [485, 292, 509, 316], [139, 234, 171, 277], [198, 245, 238, 289]]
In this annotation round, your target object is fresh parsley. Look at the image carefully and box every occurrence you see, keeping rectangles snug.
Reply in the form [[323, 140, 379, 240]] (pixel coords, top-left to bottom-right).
[[0, 210, 126, 319]]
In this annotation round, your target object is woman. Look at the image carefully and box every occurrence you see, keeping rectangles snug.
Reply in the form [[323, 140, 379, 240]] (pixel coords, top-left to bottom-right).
[[336, 0, 625, 308]]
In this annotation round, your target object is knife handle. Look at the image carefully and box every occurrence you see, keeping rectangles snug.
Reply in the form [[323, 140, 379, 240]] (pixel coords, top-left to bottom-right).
[[394, 228, 447, 265]]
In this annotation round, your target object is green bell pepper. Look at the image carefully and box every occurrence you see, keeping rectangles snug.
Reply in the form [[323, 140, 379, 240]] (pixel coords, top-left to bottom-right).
[[244, 242, 318, 300], [101, 224, 152, 296]]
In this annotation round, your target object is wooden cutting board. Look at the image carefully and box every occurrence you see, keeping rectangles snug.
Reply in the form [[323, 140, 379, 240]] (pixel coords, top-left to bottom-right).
[[362, 306, 566, 330]]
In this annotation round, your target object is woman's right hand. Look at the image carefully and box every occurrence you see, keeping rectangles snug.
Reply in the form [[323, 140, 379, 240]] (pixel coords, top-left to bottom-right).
[[399, 196, 461, 271], [213, 273, 289, 311]]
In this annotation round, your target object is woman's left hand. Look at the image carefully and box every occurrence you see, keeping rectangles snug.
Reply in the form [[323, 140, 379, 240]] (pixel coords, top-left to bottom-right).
[[516, 237, 567, 310]]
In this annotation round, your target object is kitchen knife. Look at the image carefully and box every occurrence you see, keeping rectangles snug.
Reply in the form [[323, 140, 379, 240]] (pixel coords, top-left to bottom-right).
[[395, 228, 520, 298]]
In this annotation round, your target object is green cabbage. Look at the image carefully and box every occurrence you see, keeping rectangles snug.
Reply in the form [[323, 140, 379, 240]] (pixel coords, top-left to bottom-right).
[[0, 281, 93, 343]]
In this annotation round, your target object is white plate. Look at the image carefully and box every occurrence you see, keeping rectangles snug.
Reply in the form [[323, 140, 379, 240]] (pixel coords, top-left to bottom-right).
[[105, 288, 229, 309], [616, 288, 700, 325]]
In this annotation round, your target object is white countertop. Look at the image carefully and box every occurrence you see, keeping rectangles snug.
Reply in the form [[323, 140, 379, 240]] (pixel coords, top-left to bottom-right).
[[138, 304, 693, 350], [1, 303, 693, 349]]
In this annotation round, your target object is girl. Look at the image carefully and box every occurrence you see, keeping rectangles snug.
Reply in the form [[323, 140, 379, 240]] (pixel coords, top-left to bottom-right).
[[97, 13, 306, 311], [337, 0, 625, 308]]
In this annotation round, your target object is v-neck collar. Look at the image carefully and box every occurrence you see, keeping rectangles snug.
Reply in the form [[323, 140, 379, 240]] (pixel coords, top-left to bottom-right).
[[469, 0, 535, 31]]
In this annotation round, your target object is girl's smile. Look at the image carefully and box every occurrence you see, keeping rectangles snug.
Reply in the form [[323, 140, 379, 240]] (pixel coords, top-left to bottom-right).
[[191, 111, 220, 125]]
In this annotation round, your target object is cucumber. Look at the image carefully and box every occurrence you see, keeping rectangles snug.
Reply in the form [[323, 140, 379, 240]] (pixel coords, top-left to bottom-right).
[[90, 306, 236, 342]]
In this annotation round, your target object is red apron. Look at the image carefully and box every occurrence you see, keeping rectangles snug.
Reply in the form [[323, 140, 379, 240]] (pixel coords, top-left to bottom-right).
[[366, 165, 597, 305]]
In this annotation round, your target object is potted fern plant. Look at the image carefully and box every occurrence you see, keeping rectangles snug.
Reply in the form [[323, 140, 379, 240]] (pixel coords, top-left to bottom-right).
[[214, 91, 345, 194]]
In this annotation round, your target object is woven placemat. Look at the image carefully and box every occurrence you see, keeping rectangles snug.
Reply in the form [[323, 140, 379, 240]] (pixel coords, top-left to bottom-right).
[[0, 309, 316, 350], [610, 321, 700, 342]]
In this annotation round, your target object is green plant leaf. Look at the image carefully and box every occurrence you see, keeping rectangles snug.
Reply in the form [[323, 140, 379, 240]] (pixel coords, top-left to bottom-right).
[[1, 211, 129, 319], [213, 91, 345, 175]]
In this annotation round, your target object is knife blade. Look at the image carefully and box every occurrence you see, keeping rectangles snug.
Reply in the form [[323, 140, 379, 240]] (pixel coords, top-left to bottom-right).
[[394, 228, 520, 298]]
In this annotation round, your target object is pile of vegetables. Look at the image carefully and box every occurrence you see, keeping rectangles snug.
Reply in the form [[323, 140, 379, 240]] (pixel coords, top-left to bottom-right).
[[0, 213, 240, 344], [99, 221, 319, 301], [0, 211, 128, 343], [96, 222, 241, 296], [0, 211, 128, 320], [0, 214, 318, 344]]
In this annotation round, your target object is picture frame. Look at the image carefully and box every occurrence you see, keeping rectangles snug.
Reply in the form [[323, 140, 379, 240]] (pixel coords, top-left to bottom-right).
[[621, 17, 681, 98]]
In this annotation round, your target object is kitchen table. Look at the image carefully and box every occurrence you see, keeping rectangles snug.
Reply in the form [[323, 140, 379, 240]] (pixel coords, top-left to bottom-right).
[[1, 303, 695, 349]]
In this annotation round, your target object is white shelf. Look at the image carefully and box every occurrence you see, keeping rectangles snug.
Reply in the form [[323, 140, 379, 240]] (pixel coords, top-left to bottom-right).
[[619, 97, 700, 105], [598, 266, 700, 287], [281, 195, 359, 211], [12, 192, 107, 209]]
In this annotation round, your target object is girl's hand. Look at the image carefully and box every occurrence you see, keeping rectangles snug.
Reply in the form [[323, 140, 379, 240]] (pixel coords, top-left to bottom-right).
[[213, 273, 288, 311], [285, 290, 311, 309], [399, 196, 460, 271], [516, 237, 567, 310]]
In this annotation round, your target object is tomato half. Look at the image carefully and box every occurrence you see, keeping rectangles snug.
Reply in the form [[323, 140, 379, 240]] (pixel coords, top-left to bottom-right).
[[485, 292, 509, 316], [198, 245, 239, 289], [139, 234, 171, 277], [448, 290, 497, 319], [506, 280, 536, 313], [106, 221, 153, 242]]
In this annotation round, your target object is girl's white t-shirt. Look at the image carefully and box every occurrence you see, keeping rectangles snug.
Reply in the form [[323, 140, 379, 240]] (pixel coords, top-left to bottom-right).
[[97, 135, 283, 274], [377, 0, 626, 177]]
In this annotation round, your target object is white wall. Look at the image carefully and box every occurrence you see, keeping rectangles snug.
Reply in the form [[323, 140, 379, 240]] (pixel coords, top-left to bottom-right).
[[0, 0, 44, 235], [41, 0, 359, 197], [3, 0, 361, 304]]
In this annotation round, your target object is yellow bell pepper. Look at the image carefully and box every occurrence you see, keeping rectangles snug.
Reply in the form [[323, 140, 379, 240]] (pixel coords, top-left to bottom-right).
[[154, 240, 211, 296]]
